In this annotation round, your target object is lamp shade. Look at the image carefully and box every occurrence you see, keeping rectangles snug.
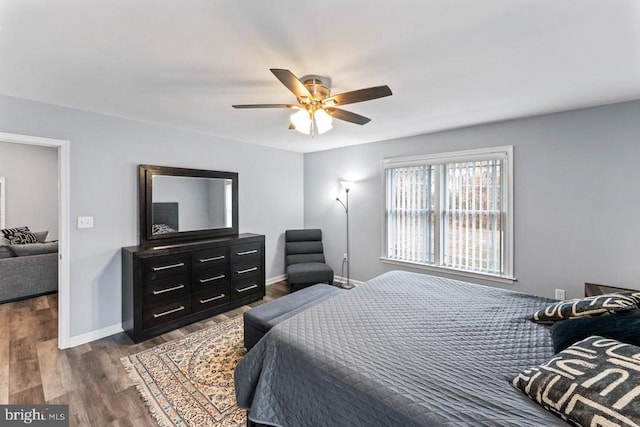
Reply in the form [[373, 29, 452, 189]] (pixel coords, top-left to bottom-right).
[[290, 109, 311, 134], [314, 109, 333, 135], [340, 181, 354, 192], [291, 108, 333, 135]]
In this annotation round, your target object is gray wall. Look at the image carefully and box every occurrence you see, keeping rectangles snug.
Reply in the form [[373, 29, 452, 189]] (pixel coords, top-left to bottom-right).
[[0, 141, 58, 240], [0, 95, 304, 338], [304, 100, 640, 299]]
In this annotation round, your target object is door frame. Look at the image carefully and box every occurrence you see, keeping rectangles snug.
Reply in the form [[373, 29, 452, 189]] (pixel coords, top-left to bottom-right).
[[0, 132, 71, 349]]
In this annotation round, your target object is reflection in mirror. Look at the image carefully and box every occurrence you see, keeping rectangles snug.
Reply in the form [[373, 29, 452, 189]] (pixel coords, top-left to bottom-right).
[[151, 175, 233, 235]]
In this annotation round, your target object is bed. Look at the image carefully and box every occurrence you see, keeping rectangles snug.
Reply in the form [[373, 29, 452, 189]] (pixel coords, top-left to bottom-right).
[[234, 270, 568, 426]]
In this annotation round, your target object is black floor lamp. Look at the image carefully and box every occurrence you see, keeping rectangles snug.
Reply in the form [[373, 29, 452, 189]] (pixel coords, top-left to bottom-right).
[[336, 181, 354, 289]]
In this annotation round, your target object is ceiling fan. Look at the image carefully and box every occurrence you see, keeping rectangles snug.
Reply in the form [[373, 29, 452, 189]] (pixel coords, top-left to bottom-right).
[[232, 69, 392, 137]]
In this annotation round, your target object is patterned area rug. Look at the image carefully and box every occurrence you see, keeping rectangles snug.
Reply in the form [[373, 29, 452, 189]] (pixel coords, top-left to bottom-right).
[[121, 317, 247, 426]]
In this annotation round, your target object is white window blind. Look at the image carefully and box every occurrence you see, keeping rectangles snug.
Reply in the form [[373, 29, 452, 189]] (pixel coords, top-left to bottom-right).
[[385, 166, 435, 264], [382, 147, 513, 280], [442, 160, 502, 274]]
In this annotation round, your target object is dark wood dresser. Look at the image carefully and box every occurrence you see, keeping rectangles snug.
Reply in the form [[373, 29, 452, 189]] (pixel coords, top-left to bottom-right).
[[122, 233, 265, 343]]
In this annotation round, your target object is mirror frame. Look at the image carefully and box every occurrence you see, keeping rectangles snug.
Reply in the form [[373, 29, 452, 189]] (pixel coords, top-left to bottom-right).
[[139, 164, 239, 245]]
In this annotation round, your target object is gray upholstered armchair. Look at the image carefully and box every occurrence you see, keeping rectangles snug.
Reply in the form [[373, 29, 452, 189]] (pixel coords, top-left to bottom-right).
[[285, 229, 334, 291]]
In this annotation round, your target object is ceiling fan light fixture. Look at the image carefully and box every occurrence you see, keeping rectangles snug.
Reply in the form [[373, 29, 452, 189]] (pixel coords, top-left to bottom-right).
[[314, 108, 333, 134], [290, 109, 312, 135], [234, 69, 392, 135], [290, 108, 333, 136]]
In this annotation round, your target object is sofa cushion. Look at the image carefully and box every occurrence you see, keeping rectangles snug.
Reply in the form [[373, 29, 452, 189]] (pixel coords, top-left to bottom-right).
[[0, 251, 58, 303], [9, 242, 58, 256], [0, 246, 15, 259]]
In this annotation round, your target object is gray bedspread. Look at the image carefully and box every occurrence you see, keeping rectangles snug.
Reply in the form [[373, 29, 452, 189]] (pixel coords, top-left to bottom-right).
[[235, 271, 568, 426]]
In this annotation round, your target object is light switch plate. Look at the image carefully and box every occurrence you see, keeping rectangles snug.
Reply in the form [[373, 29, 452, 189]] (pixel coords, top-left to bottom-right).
[[555, 289, 566, 300], [78, 216, 94, 229]]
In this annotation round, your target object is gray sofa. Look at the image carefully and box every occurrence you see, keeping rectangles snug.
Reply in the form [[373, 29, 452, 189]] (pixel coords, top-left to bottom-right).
[[0, 243, 58, 303]]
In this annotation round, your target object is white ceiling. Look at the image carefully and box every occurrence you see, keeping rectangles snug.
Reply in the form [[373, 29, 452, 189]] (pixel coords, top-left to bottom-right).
[[1, 1, 639, 153]]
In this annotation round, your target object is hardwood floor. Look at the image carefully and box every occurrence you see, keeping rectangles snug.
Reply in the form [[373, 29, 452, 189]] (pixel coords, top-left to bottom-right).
[[0, 282, 290, 426]]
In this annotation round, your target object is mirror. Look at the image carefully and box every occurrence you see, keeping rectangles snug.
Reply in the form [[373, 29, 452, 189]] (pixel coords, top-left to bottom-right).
[[139, 165, 238, 244]]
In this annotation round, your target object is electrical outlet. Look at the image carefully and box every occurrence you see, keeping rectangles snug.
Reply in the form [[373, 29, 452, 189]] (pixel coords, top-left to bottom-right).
[[555, 289, 566, 300], [78, 216, 94, 229], [343, 253, 348, 261]]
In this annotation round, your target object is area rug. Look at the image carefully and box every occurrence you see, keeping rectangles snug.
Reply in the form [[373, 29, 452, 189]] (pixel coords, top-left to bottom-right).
[[121, 316, 247, 427]]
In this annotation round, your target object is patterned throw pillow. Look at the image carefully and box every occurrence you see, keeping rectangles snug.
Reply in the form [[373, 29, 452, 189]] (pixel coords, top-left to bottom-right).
[[1, 226, 29, 237], [0, 226, 38, 244], [152, 223, 176, 234], [512, 336, 640, 426], [531, 293, 640, 323]]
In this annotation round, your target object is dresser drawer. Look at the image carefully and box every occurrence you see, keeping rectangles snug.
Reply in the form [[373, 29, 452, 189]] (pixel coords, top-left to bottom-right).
[[230, 241, 262, 263], [231, 276, 264, 300], [193, 267, 229, 291], [142, 298, 191, 329], [193, 247, 229, 270], [123, 234, 265, 343], [231, 260, 261, 281], [143, 275, 190, 306], [143, 254, 190, 281], [192, 285, 230, 313]]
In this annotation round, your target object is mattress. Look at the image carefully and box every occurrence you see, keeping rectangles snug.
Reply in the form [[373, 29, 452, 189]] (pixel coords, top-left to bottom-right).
[[235, 271, 567, 426]]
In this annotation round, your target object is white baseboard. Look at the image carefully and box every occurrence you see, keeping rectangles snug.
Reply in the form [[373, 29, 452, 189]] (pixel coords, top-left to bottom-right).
[[268, 274, 359, 287], [67, 322, 124, 348], [67, 274, 286, 348], [333, 275, 365, 287], [266, 274, 286, 286]]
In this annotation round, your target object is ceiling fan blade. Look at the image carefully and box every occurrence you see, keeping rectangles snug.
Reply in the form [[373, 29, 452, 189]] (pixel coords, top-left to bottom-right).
[[270, 69, 312, 100], [326, 108, 371, 125], [329, 85, 392, 106], [232, 104, 300, 109], [288, 123, 295, 130]]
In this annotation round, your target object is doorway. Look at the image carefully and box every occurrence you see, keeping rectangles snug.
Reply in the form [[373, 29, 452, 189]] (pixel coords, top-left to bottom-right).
[[0, 132, 70, 349]]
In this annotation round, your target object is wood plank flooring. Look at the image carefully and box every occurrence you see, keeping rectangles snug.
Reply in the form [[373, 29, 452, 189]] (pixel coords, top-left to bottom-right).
[[0, 282, 290, 426]]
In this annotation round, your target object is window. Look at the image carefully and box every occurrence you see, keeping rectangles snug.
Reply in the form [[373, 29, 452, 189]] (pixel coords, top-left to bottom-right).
[[382, 146, 513, 281]]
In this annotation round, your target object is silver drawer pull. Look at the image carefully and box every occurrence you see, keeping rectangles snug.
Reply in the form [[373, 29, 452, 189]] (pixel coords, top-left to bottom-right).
[[153, 305, 185, 318], [152, 262, 185, 271], [152, 284, 185, 295], [236, 249, 258, 256], [200, 274, 226, 283], [237, 267, 258, 275], [199, 255, 225, 263], [200, 294, 226, 304], [237, 284, 258, 293]]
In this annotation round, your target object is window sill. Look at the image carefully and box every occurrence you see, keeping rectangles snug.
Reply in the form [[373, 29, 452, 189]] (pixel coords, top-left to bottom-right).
[[379, 257, 516, 285]]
